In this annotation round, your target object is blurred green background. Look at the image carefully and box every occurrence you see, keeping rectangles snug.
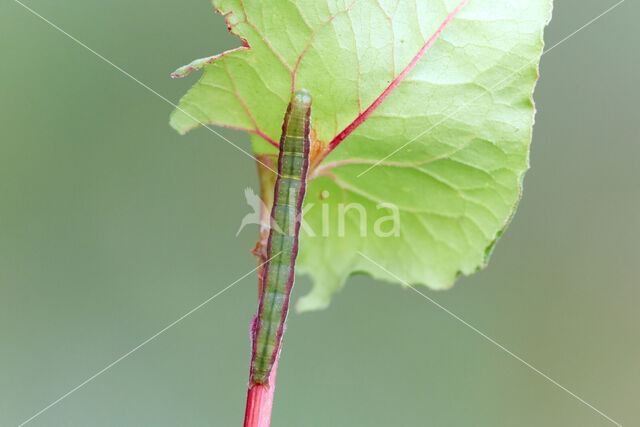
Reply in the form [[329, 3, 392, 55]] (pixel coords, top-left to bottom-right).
[[0, 1, 637, 426]]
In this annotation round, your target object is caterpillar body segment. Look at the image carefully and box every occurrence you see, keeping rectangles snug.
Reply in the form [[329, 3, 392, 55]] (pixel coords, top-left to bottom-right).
[[250, 89, 312, 386]]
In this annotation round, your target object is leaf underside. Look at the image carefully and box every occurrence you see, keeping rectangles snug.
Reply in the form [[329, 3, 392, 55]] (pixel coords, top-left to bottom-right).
[[171, 0, 553, 311]]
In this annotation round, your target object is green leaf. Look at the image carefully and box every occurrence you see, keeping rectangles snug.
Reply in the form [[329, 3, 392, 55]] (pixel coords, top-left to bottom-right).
[[171, 0, 553, 311]]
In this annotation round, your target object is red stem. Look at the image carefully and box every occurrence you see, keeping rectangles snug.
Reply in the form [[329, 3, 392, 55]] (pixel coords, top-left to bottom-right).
[[312, 0, 468, 168], [244, 360, 278, 427], [243, 155, 280, 427]]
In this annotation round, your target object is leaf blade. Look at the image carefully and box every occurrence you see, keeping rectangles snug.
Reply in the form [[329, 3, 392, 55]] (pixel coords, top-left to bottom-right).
[[171, 0, 553, 311]]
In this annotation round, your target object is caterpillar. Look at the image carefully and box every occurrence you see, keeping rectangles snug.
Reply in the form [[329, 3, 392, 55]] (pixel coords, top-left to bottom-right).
[[249, 89, 312, 386]]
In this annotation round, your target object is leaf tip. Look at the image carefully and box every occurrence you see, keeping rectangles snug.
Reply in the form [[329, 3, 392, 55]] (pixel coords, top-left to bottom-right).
[[295, 294, 330, 313], [168, 110, 192, 135]]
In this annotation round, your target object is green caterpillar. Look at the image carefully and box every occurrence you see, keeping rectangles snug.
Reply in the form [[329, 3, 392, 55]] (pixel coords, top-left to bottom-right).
[[250, 89, 311, 386]]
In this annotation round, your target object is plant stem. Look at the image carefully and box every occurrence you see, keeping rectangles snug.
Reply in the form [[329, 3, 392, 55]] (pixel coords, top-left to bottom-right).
[[244, 360, 278, 427], [245, 243, 277, 427], [245, 156, 278, 427]]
